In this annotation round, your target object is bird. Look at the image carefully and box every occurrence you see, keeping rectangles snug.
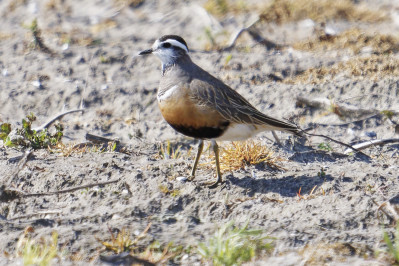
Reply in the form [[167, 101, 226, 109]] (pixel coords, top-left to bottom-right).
[[139, 35, 302, 187]]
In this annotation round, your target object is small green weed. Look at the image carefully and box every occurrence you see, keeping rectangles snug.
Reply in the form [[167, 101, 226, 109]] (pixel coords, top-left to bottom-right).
[[159, 184, 180, 197], [318, 142, 333, 152], [15, 227, 64, 266], [99, 55, 110, 63], [383, 223, 399, 264], [317, 167, 326, 177], [224, 54, 233, 66], [0, 123, 11, 142], [24, 19, 54, 54], [204, 27, 217, 50], [0, 113, 63, 149], [159, 140, 182, 160], [98, 227, 140, 254], [381, 110, 395, 120], [197, 221, 274, 266]]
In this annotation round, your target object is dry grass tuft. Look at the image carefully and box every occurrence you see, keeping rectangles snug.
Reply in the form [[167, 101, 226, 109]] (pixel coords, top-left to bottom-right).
[[98, 224, 181, 264], [113, 0, 144, 9], [204, 0, 248, 17], [296, 185, 326, 201], [97, 225, 150, 254], [0, 32, 14, 41], [90, 19, 118, 34], [299, 242, 370, 265], [158, 140, 183, 160], [54, 29, 101, 47], [206, 140, 283, 173], [260, 0, 387, 24], [287, 55, 399, 84], [6, 0, 27, 13], [159, 184, 180, 197], [45, 0, 72, 14], [139, 241, 183, 264], [14, 227, 64, 265], [294, 28, 399, 55]]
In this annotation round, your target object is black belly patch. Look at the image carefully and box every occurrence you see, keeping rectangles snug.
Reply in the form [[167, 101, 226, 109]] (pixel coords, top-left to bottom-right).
[[168, 121, 230, 139]]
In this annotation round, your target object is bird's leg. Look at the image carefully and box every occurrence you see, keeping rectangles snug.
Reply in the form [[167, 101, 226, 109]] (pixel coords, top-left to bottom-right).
[[189, 139, 204, 181], [271, 131, 282, 146], [204, 140, 223, 187]]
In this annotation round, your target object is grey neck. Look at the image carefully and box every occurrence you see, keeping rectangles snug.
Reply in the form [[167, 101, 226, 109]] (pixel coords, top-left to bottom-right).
[[161, 54, 193, 76], [161, 63, 174, 76]]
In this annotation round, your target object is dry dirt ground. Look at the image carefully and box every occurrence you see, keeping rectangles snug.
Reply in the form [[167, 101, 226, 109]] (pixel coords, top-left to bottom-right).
[[1, 0, 399, 265]]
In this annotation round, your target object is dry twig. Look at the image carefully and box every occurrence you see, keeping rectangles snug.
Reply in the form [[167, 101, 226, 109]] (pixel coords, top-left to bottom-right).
[[33, 109, 84, 132], [8, 210, 62, 221], [221, 18, 283, 51], [296, 96, 399, 118], [303, 131, 370, 158], [344, 138, 399, 154], [23, 179, 119, 197], [0, 179, 119, 202], [308, 114, 381, 128], [86, 133, 119, 144], [373, 199, 399, 222]]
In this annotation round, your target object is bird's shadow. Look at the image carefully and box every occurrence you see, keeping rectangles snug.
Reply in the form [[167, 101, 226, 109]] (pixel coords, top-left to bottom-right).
[[283, 141, 372, 164], [226, 173, 334, 198], [221, 143, 367, 197]]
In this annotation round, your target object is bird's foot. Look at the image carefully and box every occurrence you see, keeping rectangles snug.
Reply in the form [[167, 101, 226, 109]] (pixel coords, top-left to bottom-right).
[[198, 176, 223, 188], [187, 174, 195, 181]]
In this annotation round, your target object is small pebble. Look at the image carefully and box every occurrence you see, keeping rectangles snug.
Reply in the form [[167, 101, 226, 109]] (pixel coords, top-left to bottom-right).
[[364, 131, 377, 138], [62, 43, 69, 51], [32, 80, 41, 88], [176, 176, 187, 182], [251, 170, 257, 179], [324, 25, 337, 36], [346, 128, 354, 135]]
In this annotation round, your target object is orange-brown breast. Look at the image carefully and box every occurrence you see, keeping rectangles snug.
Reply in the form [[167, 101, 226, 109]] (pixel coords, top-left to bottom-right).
[[158, 87, 229, 139]]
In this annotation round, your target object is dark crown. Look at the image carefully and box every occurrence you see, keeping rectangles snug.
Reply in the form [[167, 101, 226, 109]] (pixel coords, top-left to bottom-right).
[[159, 35, 189, 52]]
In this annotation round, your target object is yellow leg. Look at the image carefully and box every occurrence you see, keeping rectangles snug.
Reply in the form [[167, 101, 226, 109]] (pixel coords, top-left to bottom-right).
[[205, 140, 223, 187], [189, 140, 204, 181]]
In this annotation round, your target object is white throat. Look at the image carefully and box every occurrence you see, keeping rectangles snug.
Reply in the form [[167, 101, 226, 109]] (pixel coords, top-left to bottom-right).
[[152, 39, 189, 69], [154, 49, 178, 67]]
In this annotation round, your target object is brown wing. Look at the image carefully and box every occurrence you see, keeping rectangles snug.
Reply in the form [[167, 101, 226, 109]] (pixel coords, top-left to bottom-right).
[[189, 71, 301, 135]]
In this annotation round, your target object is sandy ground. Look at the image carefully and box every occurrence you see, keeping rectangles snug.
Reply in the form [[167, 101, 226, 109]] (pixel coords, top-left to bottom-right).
[[1, 0, 399, 265]]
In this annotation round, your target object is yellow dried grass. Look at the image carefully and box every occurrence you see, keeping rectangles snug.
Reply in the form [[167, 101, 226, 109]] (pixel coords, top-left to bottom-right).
[[260, 0, 387, 24], [287, 55, 399, 84], [205, 140, 284, 173]]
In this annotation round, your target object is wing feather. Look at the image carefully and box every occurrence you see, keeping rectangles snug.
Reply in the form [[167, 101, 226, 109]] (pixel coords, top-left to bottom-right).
[[189, 73, 300, 135]]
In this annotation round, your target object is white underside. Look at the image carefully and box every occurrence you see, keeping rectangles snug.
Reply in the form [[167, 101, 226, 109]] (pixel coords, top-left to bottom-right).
[[215, 123, 272, 141]]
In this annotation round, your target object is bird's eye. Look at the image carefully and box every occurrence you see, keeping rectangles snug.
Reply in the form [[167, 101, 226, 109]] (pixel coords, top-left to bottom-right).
[[162, 42, 171, 48]]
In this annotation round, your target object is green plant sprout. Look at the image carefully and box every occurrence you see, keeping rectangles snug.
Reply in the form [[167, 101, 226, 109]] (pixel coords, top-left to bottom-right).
[[197, 220, 274, 266]]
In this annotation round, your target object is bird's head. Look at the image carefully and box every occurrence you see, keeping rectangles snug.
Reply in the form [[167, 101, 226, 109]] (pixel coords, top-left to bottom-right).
[[139, 35, 189, 66]]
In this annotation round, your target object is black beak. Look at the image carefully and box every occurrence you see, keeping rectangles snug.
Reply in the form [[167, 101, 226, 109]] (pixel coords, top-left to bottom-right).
[[138, 48, 153, 55]]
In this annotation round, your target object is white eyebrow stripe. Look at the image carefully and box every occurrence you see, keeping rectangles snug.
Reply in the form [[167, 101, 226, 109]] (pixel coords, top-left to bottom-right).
[[163, 39, 189, 53]]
